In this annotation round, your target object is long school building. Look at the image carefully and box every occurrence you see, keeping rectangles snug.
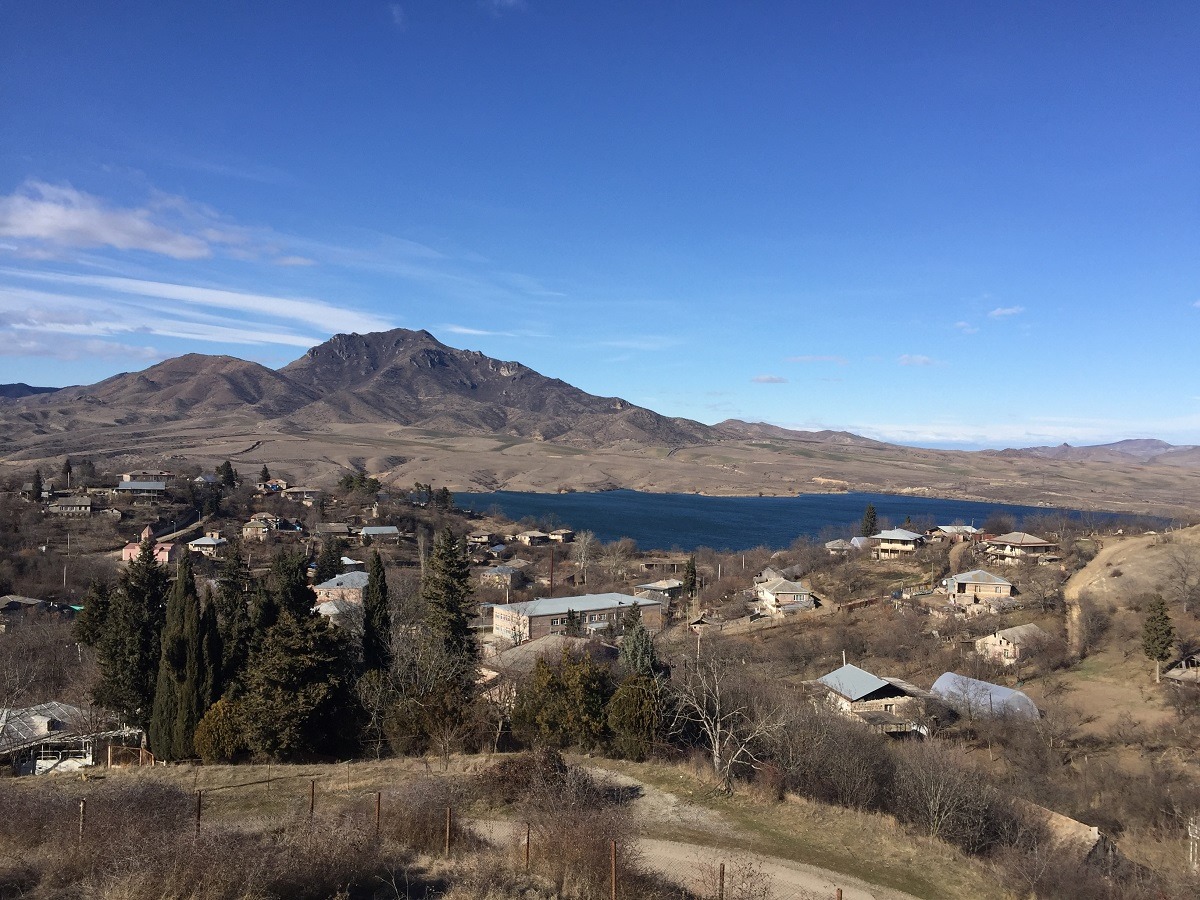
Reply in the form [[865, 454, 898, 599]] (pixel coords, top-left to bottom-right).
[[492, 592, 664, 645]]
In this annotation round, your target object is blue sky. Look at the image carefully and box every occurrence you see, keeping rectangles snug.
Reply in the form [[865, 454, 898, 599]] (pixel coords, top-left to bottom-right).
[[2, 1, 1198, 449]]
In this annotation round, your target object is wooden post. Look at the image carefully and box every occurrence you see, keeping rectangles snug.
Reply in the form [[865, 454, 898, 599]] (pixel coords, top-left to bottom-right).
[[836, 890, 843, 900], [345, 760, 350, 790], [309, 779, 316, 824], [78, 799, 86, 846], [266, 761, 271, 796], [107, 745, 113, 768], [718, 862, 725, 900], [375, 792, 382, 839], [524, 822, 531, 871], [444, 806, 452, 856], [195, 790, 202, 837], [610, 839, 617, 900]]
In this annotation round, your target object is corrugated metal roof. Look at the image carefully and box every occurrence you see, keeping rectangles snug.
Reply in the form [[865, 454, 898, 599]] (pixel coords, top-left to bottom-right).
[[818, 664, 890, 702], [503, 592, 659, 618], [949, 569, 1011, 586], [314, 571, 370, 590], [875, 529, 923, 541]]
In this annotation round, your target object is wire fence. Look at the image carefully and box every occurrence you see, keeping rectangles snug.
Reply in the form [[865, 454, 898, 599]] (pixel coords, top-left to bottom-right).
[[66, 769, 863, 900]]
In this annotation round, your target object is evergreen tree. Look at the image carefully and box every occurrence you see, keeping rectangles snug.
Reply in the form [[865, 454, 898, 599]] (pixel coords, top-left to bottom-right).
[[434, 487, 453, 510], [95, 540, 169, 727], [362, 551, 392, 673], [150, 555, 208, 760], [29, 469, 43, 500], [74, 579, 112, 646], [682, 555, 698, 599], [214, 549, 252, 692], [313, 538, 345, 585], [216, 460, 238, 488], [241, 612, 352, 760], [563, 608, 583, 637], [422, 528, 475, 660], [259, 464, 271, 483], [199, 590, 223, 706], [860, 504, 878, 537], [512, 650, 613, 750], [619, 619, 657, 676], [60, 457, 73, 488], [270, 549, 317, 619], [607, 673, 663, 760], [1142, 593, 1176, 683]]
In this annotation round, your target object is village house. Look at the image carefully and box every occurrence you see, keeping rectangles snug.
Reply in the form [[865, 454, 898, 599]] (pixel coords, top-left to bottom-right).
[[515, 530, 550, 546], [481, 565, 525, 590], [193, 473, 220, 486], [467, 531, 499, 548], [0, 596, 48, 631], [255, 478, 290, 493], [242, 518, 272, 542], [281, 486, 322, 506], [118, 471, 172, 482], [975, 623, 1052, 665], [824, 538, 854, 555], [944, 569, 1013, 603], [549, 528, 575, 543], [47, 496, 92, 516], [492, 592, 663, 645], [754, 577, 816, 615], [340, 556, 366, 572], [121, 538, 182, 566], [187, 532, 228, 558], [931, 524, 980, 543], [114, 480, 168, 500], [360, 525, 401, 544], [313, 571, 370, 606], [635, 578, 684, 602], [640, 555, 691, 573], [871, 528, 925, 559], [983, 531, 1060, 565], [811, 663, 938, 735]]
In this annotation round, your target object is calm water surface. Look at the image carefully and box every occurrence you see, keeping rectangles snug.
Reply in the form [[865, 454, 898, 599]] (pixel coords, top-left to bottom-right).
[[457, 490, 1130, 552]]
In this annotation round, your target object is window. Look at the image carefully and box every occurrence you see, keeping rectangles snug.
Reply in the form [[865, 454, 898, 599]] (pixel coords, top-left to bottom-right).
[[884, 703, 895, 713], [550, 618, 560, 626]]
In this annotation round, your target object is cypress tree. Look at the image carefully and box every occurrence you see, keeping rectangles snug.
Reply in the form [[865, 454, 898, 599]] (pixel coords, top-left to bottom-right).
[[150, 554, 206, 760], [1142, 593, 1176, 683], [259, 464, 271, 483], [94, 539, 169, 728], [422, 528, 475, 660], [199, 590, 223, 706], [362, 551, 392, 673], [682, 555, 698, 599], [861, 504, 878, 537], [214, 548, 252, 693], [29, 469, 43, 500]]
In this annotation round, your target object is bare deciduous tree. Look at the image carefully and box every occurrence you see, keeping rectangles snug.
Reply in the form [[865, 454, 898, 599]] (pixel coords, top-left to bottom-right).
[[571, 530, 597, 584]]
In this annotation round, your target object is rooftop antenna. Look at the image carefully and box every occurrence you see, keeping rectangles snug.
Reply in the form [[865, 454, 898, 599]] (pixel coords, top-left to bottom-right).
[[842, 649, 847, 667]]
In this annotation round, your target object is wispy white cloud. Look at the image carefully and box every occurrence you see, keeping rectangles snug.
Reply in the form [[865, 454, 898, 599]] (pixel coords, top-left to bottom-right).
[[482, 0, 527, 15], [389, 3, 406, 28], [988, 305, 1024, 318], [752, 375, 787, 384], [0, 181, 212, 259], [786, 354, 848, 365], [273, 255, 316, 267], [0, 334, 162, 362], [898, 354, 935, 366], [954, 321, 979, 334]]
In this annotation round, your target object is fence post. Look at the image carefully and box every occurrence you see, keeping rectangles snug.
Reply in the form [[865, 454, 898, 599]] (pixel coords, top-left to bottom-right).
[[444, 806, 452, 856], [610, 839, 617, 900], [375, 792, 382, 839], [195, 790, 202, 837], [265, 761, 271, 796], [718, 862, 725, 900], [524, 822, 531, 871], [836, 890, 843, 900], [309, 779, 316, 824], [78, 799, 86, 846]]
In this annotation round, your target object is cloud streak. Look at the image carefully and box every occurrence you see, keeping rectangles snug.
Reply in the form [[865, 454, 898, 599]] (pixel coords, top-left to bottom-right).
[[898, 354, 935, 366], [988, 305, 1024, 318], [752, 375, 787, 384]]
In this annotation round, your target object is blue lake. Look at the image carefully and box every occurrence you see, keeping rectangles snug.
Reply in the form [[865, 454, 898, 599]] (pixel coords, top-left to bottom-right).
[[457, 490, 1135, 552]]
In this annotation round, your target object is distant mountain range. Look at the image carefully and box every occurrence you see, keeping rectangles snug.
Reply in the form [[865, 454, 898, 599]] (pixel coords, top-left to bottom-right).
[[0, 329, 1196, 515]]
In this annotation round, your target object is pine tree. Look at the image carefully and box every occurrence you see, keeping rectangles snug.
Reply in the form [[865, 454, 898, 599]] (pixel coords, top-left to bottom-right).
[[422, 528, 475, 660], [60, 457, 73, 488], [860, 504, 878, 537], [94, 539, 169, 727], [1142, 593, 1176, 683], [150, 555, 207, 760], [362, 551, 392, 673], [214, 549, 252, 692], [564, 608, 583, 637], [29, 469, 43, 500], [313, 538, 345, 585], [619, 619, 657, 676], [216, 460, 238, 488], [259, 465, 271, 483], [607, 673, 662, 760], [199, 590, 223, 706], [271, 549, 317, 619]]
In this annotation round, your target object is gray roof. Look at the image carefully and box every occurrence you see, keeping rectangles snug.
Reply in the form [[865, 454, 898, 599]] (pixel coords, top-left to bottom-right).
[[931, 672, 1039, 719], [874, 529, 923, 541], [818, 663, 890, 702], [503, 592, 660, 618], [991, 623, 1050, 646], [949, 569, 1011, 587], [188, 536, 227, 547], [361, 525, 400, 536], [0, 702, 89, 755], [116, 480, 167, 491], [989, 532, 1055, 547], [314, 571, 370, 590]]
